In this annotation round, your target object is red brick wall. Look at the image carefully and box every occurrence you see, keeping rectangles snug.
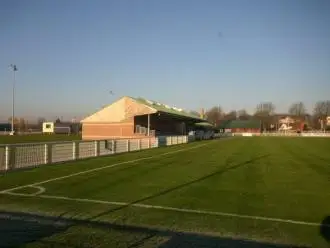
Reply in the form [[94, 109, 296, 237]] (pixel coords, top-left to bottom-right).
[[82, 123, 137, 139], [83, 114, 190, 140]]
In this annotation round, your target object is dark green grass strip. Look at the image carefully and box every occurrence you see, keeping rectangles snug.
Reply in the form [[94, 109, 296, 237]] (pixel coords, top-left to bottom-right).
[[0, 134, 81, 144], [1, 206, 318, 248], [0, 194, 327, 248]]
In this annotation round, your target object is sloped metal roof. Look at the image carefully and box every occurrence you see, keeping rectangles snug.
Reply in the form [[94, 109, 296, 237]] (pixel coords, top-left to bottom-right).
[[132, 97, 205, 121]]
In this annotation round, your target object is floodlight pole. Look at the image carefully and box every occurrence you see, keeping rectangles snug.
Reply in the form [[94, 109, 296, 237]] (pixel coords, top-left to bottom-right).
[[9, 64, 17, 134]]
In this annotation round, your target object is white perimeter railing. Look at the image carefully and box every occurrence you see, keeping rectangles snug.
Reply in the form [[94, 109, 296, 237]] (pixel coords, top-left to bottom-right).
[[2, 131, 326, 172], [231, 131, 330, 137], [1, 134, 231, 172], [0, 135, 190, 172]]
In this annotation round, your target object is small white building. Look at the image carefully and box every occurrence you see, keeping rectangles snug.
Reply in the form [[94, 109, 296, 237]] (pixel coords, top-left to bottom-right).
[[42, 122, 72, 134], [42, 122, 55, 133]]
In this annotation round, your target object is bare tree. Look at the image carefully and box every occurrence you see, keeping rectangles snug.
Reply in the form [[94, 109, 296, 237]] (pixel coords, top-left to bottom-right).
[[8, 117, 26, 132], [223, 110, 237, 120], [37, 117, 46, 124], [314, 101, 330, 117], [205, 106, 223, 125], [237, 109, 250, 120], [18, 118, 26, 131], [8, 117, 19, 124], [8, 117, 19, 130], [255, 102, 275, 116], [254, 103, 276, 131], [313, 101, 330, 130], [35, 117, 46, 129], [288, 102, 306, 116]]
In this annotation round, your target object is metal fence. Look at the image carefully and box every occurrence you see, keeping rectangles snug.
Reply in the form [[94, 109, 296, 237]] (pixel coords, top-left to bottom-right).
[[0, 132, 271, 172], [0, 135, 198, 172], [230, 132, 330, 137], [261, 131, 330, 137]]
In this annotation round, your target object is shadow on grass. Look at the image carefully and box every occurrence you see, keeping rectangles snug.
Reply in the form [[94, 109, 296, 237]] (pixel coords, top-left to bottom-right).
[[0, 210, 309, 248], [92, 154, 270, 220], [0, 211, 69, 248], [320, 216, 330, 243]]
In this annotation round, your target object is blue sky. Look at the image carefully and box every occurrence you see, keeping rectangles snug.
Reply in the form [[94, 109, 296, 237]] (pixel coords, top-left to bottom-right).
[[1, 0, 330, 121]]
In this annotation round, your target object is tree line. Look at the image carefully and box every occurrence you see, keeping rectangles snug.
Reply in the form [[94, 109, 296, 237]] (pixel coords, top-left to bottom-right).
[[6, 100, 330, 132], [6, 117, 47, 132], [6, 117, 67, 132], [190, 100, 330, 131]]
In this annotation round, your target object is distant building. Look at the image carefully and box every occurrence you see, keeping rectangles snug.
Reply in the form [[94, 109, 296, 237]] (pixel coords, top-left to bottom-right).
[[217, 120, 261, 134], [0, 123, 11, 132], [278, 116, 295, 131], [275, 114, 308, 131]]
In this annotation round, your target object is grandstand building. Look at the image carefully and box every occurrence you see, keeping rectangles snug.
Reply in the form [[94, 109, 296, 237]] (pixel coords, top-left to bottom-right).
[[80, 96, 207, 140]]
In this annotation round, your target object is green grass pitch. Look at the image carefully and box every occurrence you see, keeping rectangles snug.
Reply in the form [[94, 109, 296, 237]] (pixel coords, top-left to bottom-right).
[[0, 134, 81, 144], [0, 137, 329, 247]]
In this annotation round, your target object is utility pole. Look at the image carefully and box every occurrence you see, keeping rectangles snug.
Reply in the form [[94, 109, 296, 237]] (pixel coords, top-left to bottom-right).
[[9, 64, 17, 135]]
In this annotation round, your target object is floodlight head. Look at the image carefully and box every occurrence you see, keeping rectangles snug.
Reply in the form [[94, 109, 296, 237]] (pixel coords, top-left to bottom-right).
[[9, 64, 17, 71]]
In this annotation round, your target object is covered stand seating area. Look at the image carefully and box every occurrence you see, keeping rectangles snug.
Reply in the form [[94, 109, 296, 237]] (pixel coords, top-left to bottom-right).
[[134, 112, 207, 137], [132, 97, 208, 137]]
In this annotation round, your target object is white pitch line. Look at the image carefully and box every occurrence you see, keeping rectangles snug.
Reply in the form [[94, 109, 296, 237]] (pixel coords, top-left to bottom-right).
[[30, 186, 46, 196], [3, 191, 329, 228], [0, 142, 210, 194]]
